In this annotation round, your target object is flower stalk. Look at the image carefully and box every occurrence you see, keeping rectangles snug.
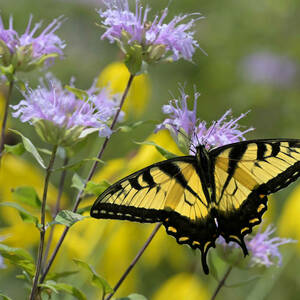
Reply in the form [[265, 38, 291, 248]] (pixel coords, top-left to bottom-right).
[[39, 73, 135, 284], [42, 156, 69, 270], [105, 223, 162, 300], [210, 265, 233, 300], [30, 144, 58, 300], [0, 77, 14, 163]]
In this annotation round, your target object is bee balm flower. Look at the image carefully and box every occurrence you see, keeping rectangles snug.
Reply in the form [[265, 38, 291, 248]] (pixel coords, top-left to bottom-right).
[[10, 75, 122, 146], [99, 0, 204, 73], [0, 15, 65, 73]]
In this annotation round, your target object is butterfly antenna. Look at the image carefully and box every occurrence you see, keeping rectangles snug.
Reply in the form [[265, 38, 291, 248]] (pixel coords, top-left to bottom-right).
[[204, 121, 217, 149]]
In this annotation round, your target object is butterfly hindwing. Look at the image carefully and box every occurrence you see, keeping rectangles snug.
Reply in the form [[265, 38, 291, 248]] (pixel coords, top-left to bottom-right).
[[211, 139, 300, 252], [91, 157, 218, 272]]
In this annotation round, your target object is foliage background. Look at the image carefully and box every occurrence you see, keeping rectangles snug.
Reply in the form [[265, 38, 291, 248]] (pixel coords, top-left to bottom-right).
[[0, 0, 299, 299]]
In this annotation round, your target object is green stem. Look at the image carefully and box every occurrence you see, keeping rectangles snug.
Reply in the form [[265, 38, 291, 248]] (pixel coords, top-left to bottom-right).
[[42, 156, 69, 270], [105, 223, 162, 300], [39, 73, 135, 284], [210, 265, 233, 300], [0, 78, 14, 163], [29, 144, 58, 300]]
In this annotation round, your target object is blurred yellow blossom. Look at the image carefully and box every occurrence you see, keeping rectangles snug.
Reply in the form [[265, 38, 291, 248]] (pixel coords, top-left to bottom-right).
[[0, 154, 68, 247], [152, 273, 209, 300], [97, 62, 150, 116], [0, 90, 10, 130], [278, 185, 300, 251]]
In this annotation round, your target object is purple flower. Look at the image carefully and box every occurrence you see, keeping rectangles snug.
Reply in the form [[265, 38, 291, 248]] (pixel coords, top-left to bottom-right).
[[192, 109, 253, 152], [86, 79, 124, 122], [99, 0, 203, 63], [156, 88, 199, 137], [217, 225, 296, 268], [0, 15, 65, 71], [247, 225, 296, 267], [10, 74, 122, 146], [240, 51, 298, 87], [156, 87, 253, 153]]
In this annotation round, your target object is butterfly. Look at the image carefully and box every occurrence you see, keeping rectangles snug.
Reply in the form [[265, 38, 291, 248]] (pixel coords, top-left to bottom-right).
[[90, 139, 300, 274]]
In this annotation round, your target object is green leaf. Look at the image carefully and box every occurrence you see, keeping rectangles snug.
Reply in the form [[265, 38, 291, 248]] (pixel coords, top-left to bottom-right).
[[40, 281, 87, 300], [73, 259, 113, 297], [119, 120, 156, 133], [52, 210, 87, 227], [117, 294, 148, 300], [84, 181, 110, 196], [65, 85, 88, 101], [0, 64, 14, 81], [15, 270, 32, 283], [0, 202, 39, 226], [0, 292, 13, 300], [4, 143, 25, 155], [11, 186, 41, 208], [0, 244, 35, 276], [37, 147, 53, 156], [71, 173, 85, 191], [76, 205, 92, 215], [54, 157, 104, 172], [8, 129, 46, 168], [124, 44, 143, 75], [135, 141, 177, 159], [46, 270, 78, 281]]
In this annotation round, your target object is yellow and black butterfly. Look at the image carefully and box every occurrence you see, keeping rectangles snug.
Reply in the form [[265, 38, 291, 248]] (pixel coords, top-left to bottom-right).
[[90, 139, 300, 274]]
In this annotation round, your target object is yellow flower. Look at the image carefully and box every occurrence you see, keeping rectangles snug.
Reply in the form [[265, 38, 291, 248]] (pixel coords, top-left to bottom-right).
[[97, 62, 150, 116], [0, 154, 68, 248], [152, 273, 209, 300], [0, 90, 10, 130], [278, 185, 300, 251]]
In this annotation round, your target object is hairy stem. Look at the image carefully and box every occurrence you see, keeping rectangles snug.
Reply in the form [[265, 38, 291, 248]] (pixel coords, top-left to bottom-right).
[[105, 223, 162, 300], [30, 144, 58, 300], [0, 78, 14, 163], [210, 265, 233, 300], [39, 73, 135, 284], [42, 156, 69, 270]]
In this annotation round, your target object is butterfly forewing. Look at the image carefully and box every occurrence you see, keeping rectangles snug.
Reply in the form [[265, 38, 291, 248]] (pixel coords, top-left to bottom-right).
[[211, 139, 300, 251]]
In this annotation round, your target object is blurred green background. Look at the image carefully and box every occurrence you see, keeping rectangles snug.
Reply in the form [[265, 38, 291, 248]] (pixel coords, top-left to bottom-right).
[[0, 0, 299, 299]]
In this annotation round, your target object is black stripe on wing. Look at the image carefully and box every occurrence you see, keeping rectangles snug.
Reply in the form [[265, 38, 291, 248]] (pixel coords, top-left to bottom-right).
[[211, 138, 300, 255]]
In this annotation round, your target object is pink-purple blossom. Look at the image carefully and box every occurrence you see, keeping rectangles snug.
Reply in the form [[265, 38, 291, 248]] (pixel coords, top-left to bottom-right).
[[156, 88, 253, 152], [217, 225, 296, 268], [0, 15, 65, 70], [10, 74, 122, 145], [98, 0, 203, 62]]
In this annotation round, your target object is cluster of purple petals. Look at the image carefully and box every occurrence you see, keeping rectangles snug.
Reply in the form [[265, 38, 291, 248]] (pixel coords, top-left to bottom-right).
[[11, 75, 121, 137], [86, 80, 124, 122], [156, 88, 198, 137], [99, 0, 201, 61], [217, 225, 296, 268], [156, 88, 253, 151], [0, 15, 65, 63], [247, 225, 296, 267], [192, 109, 254, 151]]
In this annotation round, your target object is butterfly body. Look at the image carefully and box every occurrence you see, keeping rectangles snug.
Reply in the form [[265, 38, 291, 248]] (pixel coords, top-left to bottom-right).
[[91, 139, 300, 274]]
